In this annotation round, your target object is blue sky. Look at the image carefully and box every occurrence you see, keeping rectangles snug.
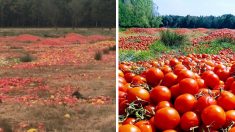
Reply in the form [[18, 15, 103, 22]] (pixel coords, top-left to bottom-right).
[[155, 0, 235, 16]]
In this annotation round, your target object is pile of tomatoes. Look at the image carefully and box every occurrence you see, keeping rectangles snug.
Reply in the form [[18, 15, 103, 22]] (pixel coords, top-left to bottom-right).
[[119, 54, 235, 132]]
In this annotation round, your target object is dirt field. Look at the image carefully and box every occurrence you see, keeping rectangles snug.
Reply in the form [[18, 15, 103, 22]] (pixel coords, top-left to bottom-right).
[[0, 28, 116, 132]]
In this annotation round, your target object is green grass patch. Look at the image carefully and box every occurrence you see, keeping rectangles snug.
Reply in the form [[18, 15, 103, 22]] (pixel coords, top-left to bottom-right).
[[149, 41, 171, 53], [119, 50, 154, 62], [160, 30, 188, 47], [194, 40, 235, 54]]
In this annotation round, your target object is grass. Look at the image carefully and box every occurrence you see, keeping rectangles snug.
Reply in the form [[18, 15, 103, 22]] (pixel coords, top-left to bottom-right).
[[0, 28, 116, 37], [194, 40, 235, 54], [160, 30, 188, 47], [149, 41, 171, 54], [119, 50, 154, 62]]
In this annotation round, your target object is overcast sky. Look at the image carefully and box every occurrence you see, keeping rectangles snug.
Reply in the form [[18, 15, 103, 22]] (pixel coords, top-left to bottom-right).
[[155, 0, 235, 16]]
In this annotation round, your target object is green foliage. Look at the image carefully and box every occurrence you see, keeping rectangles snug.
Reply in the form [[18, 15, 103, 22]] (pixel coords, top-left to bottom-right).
[[161, 14, 235, 29], [160, 30, 188, 47], [119, 0, 162, 28], [119, 50, 154, 62], [94, 51, 103, 60], [20, 54, 33, 62], [149, 41, 170, 53]]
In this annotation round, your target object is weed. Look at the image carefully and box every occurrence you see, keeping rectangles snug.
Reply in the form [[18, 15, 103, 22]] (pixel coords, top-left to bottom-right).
[[119, 50, 154, 62], [19, 54, 33, 62], [160, 30, 188, 47], [94, 51, 103, 60]]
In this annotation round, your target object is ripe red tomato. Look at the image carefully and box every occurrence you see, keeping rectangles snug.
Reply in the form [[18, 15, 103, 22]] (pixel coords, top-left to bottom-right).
[[119, 70, 124, 77], [174, 93, 197, 113], [170, 84, 181, 98], [145, 68, 164, 86], [224, 77, 234, 90], [180, 111, 199, 131], [177, 70, 195, 81], [217, 91, 235, 110], [196, 78, 206, 89], [229, 127, 235, 132], [132, 75, 146, 85], [161, 72, 178, 88], [231, 81, 235, 94], [201, 105, 226, 130], [127, 87, 150, 102], [124, 73, 136, 83], [179, 78, 199, 95], [194, 95, 217, 113], [134, 120, 153, 132], [123, 118, 136, 125], [161, 65, 172, 74], [162, 130, 177, 132], [170, 58, 179, 67], [154, 107, 180, 130], [119, 124, 141, 132], [202, 71, 220, 89], [150, 86, 171, 104], [155, 101, 173, 111], [224, 110, 235, 128]]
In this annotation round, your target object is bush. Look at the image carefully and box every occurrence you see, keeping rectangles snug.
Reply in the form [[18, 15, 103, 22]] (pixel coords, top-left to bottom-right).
[[108, 45, 116, 51], [103, 48, 110, 54], [20, 54, 33, 62], [94, 51, 103, 60], [160, 30, 187, 47]]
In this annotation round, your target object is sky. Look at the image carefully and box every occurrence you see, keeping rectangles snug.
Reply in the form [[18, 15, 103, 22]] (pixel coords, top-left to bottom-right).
[[155, 0, 235, 16]]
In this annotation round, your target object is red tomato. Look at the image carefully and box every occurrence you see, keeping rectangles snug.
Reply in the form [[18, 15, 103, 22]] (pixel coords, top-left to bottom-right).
[[179, 78, 199, 95], [177, 70, 195, 81], [123, 118, 136, 125], [127, 87, 150, 102], [154, 107, 180, 130], [161, 65, 172, 74], [155, 101, 173, 111], [231, 81, 235, 94], [174, 93, 197, 114], [196, 78, 206, 89], [229, 127, 235, 132], [170, 58, 179, 67], [224, 77, 234, 90], [119, 70, 124, 77], [135, 120, 153, 132], [119, 124, 141, 132], [217, 91, 235, 110], [201, 105, 226, 130], [150, 86, 171, 104], [170, 84, 181, 98], [162, 130, 177, 132], [224, 110, 235, 128], [194, 95, 217, 113], [145, 68, 164, 86], [161, 72, 178, 88], [125, 73, 136, 83], [202, 71, 220, 89], [180, 111, 199, 131], [132, 75, 146, 85]]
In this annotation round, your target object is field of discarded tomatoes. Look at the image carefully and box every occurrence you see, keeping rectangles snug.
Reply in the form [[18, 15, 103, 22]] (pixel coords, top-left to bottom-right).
[[119, 28, 235, 132], [0, 29, 116, 131]]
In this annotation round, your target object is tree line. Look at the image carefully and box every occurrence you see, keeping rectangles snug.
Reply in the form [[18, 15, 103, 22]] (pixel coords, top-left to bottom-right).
[[119, 0, 162, 28], [161, 14, 235, 29], [0, 0, 115, 28]]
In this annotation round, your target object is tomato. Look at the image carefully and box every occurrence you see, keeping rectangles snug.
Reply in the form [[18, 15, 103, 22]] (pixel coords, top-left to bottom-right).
[[135, 120, 153, 132], [155, 101, 173, 111], [174, 93, 197, 114], [123, 118, 136, 125], [170, 58, 179, 67], [119, 100, 128, 115], [202, 71, 220, 89], [150, 86, 171, 104], [196, 78, 206, 89], [119, 64, 131, 73], [145, 68, 164, 86], [119, 124, 141, 132], [177, 70, 195, 82], [144, 104, 156, 117], [161, 65, 172, 74], [201, 105, 226, 130], [125, 73, 136, 83], [162, 130, 177, 132], [179, 78, 199, 95], [119, 70, 124, 77], [194, 95, 217, 113], [229, 127, 235, 132], [154, 107, 180, 130], [132, 75, 146, 85], [119, 77, 127, 85], [224, 110, 235, 127], [224, 77, 234, 90], [127, 87, 150, 102], [170, 84, 181, 98], [217, 91, 235, 111], [231, 81, 235, 94], [216, 69, 230, 82], [161, 72, 178, 88], [180, 111, 199, 131]]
